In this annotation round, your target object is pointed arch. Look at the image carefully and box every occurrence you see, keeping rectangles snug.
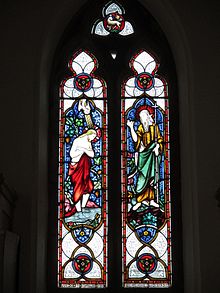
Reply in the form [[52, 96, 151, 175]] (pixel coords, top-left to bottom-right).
[[33, 1, 201, 292]]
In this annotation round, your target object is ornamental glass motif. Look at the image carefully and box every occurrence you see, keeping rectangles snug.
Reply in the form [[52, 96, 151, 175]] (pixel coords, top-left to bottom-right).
[[58, 50, 108, 288], [121, 50, 172, 288], [92, 1, 134, 36]]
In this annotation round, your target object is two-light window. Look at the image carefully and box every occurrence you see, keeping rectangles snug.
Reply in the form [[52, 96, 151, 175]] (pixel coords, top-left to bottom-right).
[[52, 1, 179, 290]]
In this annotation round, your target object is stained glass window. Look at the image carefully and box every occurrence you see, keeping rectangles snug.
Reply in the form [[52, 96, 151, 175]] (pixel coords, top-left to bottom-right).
[[58, 50, 108, 288], [51, 1, 183, 291], [92, 1, 134, 36], [121, 50, 172, 288]]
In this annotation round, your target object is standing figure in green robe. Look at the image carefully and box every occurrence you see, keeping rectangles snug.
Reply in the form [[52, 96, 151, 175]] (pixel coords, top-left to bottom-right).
[[127, 105, 163, 210]]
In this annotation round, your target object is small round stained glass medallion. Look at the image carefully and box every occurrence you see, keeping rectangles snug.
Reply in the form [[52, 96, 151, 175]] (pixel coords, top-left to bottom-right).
[[72, 253, 93, 275], [136, 73, 155, 91], [74, 73, 93, 92], [136, 253, 157, 275], [103, 12, 125, 33]]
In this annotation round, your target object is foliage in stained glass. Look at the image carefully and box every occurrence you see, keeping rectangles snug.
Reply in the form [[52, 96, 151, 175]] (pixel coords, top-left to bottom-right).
[[58, 50, 108, 288], [91, 1, 134, 36], [121, 50, 171, 288]]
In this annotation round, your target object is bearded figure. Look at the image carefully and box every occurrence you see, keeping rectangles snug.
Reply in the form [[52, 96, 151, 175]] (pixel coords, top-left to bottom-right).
[[127, 105, 163, 210]]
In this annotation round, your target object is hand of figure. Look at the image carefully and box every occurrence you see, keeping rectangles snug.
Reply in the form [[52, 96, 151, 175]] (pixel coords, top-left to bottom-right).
[[127, 120, 134, 128], [153, 143, 160, 156]]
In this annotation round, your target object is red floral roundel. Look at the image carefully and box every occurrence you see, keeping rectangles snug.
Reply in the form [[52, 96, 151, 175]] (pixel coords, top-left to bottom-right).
[[136, 73, 155, 91], [72, 253, 93, 275], [74, 73, 93, 92], [136, 253, 157, 274]]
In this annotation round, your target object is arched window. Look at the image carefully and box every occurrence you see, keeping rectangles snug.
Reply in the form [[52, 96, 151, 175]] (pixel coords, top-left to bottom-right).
[[48, 1, 183, 291]]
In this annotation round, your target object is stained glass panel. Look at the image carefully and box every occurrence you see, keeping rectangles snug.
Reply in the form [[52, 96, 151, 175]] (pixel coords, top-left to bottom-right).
[[92, 1, 134, 36], [121, 50, 171, 288], [58, 50, 108, 288]]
